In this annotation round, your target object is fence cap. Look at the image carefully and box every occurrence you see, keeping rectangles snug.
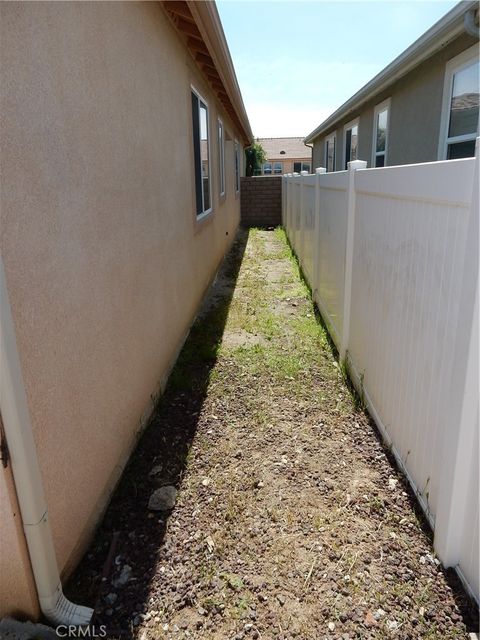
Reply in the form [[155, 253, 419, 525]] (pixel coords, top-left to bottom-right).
[[315, 167, 327, 174], [347, 159, 368, 171], [300, 170, 309, 176]]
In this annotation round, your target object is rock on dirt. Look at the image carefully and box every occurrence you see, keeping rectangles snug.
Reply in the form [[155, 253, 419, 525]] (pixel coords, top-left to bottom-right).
[[112, 564, 132, 587], [148, 485, 177, 511]]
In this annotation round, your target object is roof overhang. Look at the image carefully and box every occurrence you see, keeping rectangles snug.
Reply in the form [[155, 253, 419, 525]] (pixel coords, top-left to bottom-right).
[[305, 0, 478, 144], [161, 1, 253, 145]]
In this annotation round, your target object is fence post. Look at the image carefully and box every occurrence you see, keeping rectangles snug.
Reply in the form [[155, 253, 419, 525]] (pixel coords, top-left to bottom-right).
[[340, 159, 367, 362], [434, 138, 479, 569], [313, 168, 326, 302], [286, 174, 292, 234], [298, 170, 309, 260]]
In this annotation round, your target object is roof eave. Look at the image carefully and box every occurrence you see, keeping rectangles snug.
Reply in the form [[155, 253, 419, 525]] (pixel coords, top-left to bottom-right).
[[305, 1, 474, 143], [186, 1, 253, 145]]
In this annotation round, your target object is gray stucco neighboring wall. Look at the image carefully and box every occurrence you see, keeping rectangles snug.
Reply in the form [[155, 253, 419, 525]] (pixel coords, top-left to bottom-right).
[[311, 33, 478, 169]]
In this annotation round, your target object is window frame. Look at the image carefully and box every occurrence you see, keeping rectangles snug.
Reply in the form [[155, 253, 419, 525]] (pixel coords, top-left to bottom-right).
[[293, 161, 311, 173], [234, 140, 240, 193], [273, 161, 283, 174], [218, 117, 225, 198], [343, 117, 359, 170], [191, 85, 212, 220], [438, 44, 479, 161], [263, 162, 273, 174], [324, 133, 336, 172], [372, 98, 390, 168]]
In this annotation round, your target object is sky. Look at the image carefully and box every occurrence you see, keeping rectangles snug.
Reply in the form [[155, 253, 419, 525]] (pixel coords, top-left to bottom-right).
[[216, 0, 460, 138]]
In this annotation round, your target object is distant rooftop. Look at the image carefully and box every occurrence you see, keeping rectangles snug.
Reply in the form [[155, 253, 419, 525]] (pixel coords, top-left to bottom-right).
[[257, 137, 310, 160]]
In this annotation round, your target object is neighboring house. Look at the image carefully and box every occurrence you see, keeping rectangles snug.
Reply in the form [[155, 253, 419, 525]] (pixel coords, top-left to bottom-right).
[[257, 137, 312, 175], [306, 1, 479, 171], [0, 0, 251, 623]]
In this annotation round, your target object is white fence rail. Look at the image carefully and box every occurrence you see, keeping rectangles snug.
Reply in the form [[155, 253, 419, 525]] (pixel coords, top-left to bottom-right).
[[283, 146, 479, 603]]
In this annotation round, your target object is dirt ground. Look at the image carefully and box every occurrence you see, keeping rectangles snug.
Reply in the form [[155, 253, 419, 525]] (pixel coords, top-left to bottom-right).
[[67, 228, 478, 639]]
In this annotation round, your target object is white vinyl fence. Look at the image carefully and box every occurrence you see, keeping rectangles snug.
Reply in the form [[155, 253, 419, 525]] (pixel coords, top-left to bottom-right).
[[283, 144, 479, 603]]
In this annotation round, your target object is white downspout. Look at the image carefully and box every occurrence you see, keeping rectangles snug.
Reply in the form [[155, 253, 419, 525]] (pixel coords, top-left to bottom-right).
[[0, 257, 93, 627]]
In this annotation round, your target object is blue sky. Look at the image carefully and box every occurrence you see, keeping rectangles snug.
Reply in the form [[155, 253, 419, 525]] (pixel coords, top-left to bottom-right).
[[217, 0, 459, 138]]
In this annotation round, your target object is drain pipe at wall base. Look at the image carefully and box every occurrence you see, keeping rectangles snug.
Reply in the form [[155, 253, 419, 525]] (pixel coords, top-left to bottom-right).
[[0, 258, 93, 627]]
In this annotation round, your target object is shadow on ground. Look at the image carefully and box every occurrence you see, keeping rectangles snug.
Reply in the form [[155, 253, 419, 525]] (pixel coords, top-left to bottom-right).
[[65, 228, 250, 638]]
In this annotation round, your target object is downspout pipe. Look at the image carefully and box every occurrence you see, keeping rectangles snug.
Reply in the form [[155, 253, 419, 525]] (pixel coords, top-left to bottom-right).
[[303, 141, 314, 172], [0, 257, 93, 627]]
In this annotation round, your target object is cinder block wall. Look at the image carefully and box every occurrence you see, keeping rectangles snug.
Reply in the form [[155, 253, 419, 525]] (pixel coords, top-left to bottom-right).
[[240, 176, 282, 227]]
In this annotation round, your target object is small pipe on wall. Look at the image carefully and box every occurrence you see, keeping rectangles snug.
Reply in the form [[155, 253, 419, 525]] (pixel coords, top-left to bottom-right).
[[0, 257, 93, 627]]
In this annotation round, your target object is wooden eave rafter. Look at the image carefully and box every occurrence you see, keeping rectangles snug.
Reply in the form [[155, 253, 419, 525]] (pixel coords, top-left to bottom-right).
[[161, 0, 249, 143]]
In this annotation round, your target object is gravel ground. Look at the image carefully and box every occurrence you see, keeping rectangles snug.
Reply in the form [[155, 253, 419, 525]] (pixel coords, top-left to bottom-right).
[[67, 228, 478, 639]]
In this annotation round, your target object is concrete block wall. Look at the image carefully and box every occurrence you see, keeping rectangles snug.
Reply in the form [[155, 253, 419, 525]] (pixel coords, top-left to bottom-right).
[[240, 176, 282, 227]]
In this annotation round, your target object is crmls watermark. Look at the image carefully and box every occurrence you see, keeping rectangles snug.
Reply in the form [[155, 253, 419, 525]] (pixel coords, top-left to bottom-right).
[[55, 625, 107, 638]]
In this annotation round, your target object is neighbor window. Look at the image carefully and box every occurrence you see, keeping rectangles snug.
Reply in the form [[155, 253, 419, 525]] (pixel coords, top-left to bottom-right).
[[325, 135, 336, 172], [273, 162, 283, 174], [234, 140, 240, 192], [293, 162, 311, 173], [372, 99, 390, 167], [439, 45, 479, 160], [191, 88, 211, 217], [218, 118, 225, 196], [263, 162, 272, 174], [344, 119, 359, 169]]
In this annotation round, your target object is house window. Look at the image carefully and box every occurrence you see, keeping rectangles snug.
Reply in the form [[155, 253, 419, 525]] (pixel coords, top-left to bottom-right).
[[293, 162, 311, 173], [372, 99, 390, 168], [218, 119, 225, 196], [344, 119, 359, 169], [234, 140, 240, 192], [325, 135, 336, 172], [273, 162, 283, 174], [263, 162, 272, 174], [439, 45, 479, 160], [191, 88, 211, 217]]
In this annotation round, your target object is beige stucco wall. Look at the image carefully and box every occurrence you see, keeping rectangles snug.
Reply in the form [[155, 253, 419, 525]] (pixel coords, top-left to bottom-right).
[[0, 464, 39, 617], [312, 33, 477, 170], [0, 1, 244, 617]]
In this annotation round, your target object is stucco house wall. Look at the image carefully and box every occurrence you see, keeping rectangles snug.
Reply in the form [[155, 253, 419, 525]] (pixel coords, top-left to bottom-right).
[[0, 1, 247, 617], [311, 33, 477, 170]]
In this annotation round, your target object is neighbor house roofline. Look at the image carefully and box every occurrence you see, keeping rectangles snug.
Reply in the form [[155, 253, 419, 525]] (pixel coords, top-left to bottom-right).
[[305, 0, 478, 144], [162, 1, 253, 145]]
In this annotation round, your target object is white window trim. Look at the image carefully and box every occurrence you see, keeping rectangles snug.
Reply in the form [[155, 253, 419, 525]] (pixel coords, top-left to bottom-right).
[[263, 162, 273, 174], [343, 117, 359, 170], [324, 133, 336, 172], [438, 44, 479, 161], [218, 117, 225, 197], [234, 139, 240, 193], [191, 85, 213, 219], [273, 161, 283, 174], [372, 98, 390, 168], [293, 161, 311, 173]]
